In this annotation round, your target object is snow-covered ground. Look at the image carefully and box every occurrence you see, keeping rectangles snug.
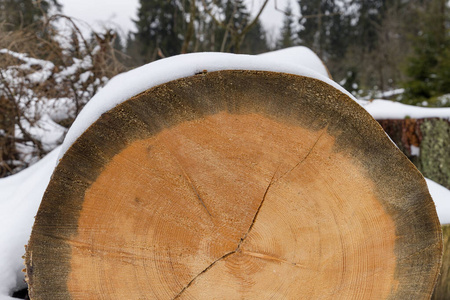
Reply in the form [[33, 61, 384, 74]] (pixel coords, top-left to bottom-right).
[[0, 47, 107, 172], [359, 99, 450, 120], [0, 147, 59, 299], [1, 48, 449, 298]]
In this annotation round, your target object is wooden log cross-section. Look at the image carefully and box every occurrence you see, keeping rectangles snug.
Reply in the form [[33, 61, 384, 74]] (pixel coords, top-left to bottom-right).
[[25, 70, 442, 299]]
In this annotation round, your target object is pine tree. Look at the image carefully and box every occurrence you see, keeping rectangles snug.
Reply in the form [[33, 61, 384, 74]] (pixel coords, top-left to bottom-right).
[[297, 0, 353, 60], [127, 0, 185, 65], [276, 3, 297, 49], [0, 0, 61, 31], [214, 0, 250, 52], [297, 0, 327, 58], [241, 20, 268, 54], [202, 0, 267, 53], [402, 0, 450, 106]]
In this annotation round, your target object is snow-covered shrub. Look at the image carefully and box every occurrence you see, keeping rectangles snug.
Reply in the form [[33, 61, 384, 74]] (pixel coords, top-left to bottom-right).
[[0, 15, 127, 177]]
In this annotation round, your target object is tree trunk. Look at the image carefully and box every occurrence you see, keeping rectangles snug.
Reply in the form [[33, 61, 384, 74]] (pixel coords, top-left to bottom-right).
[[433, 224, 450, 299], [378, 118, 450, 189], [377, 118, 450, 300], [26, 71, 442, 299]]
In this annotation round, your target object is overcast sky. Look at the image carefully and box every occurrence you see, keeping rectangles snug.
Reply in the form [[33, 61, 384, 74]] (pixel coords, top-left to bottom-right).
[[59, 0, 300, 44]]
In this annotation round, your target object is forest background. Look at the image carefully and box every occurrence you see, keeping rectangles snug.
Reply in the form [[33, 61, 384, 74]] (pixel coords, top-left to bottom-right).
[[1, 0, 450, 178]]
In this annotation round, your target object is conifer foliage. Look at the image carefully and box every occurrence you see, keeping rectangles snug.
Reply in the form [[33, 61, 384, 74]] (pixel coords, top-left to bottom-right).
[[277, 3, 297, 49], [403, 0, 450, 106], [0, 0, 61, 31], [127, 0, 185, 65], [126, 0, 269, 65]]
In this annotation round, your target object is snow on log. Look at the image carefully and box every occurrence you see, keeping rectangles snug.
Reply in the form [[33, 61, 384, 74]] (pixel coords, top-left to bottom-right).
[[258, 46, 332, 79], [25, 53, 442, 299]]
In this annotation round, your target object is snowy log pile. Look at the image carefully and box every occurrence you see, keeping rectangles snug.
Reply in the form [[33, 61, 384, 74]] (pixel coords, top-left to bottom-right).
[[359, 102, 450, 300], [377, 118, 450, 190], [23, 50, 444, 299]]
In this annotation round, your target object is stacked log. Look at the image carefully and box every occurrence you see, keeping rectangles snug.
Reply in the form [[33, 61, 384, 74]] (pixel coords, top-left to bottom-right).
[[432, 224, 450, 300], [25, 70, 442, 299], [377, 117, 450, 299], [378, 118, 450, 190]]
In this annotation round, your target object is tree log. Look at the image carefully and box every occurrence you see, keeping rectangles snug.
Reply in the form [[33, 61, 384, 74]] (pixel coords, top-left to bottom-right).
[[433, 224, 450, 300], [26, 70, 442, 299], [378, 118, 450, 189]]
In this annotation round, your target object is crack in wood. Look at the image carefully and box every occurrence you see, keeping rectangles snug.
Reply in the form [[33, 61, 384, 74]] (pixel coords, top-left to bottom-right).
[[169, 150, 213, 218], [278, 128, 326, 182], [172, 251, 235, 299], [241, 250, 310, 269], [169, 128, 329, 299], [171, 170, 278, 299], [236, 170, 278, 250], [178, 163, 212, 217]]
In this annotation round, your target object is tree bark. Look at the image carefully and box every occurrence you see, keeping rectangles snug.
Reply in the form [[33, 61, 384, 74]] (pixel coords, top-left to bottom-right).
[[433, 224, 450, 299], [26, 71, 442, 299], [378, 118, 450, 190]]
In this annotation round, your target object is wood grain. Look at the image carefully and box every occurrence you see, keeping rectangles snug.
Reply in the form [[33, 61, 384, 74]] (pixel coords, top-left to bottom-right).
[[26, 70, 442, 299]]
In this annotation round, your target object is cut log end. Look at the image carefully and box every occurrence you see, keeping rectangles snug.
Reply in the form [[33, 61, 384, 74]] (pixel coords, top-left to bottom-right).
[[26, 70, 442, 299]]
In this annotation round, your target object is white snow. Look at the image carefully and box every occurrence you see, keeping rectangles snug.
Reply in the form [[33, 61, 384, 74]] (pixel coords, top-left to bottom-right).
[[1, 47, 107, 170], [0, 147, 59, 299], [410, 145, 420, 157], [258, 46, 331, 79], [358, 99, 450, 120], [59, 51, 353, 159], [0, 49, 55, 84], [18, 114, 66, 153], [437, 94, 450, 106], [1, 48, 449, 298], [54, 56, 93, 82], [426, 178, 450, 225], [59, 49, 450, 160], [359, 88, 405, 100]]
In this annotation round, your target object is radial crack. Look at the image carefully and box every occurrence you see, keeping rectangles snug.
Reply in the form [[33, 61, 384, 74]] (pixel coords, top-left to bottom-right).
[[172, 251, 235, 299], [279, 128, 326, 181], [179, 165, 212, 217], [242, 250, 311, 269], [171, 153, 212, 217], [171, 169, 279, 298], [237, 170, 278, 250]]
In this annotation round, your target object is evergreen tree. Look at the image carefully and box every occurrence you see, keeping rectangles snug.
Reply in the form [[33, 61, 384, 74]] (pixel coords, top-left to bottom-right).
[[297, 0, 331, 58], [127, 0, 185, 65], [276, 3, 297, 49], [214, 0, 250, 52], [402, 0, 450, 106], [0, 0, 61, 31], [296, 0, 405, 92], [202, 0, 266, 53], [240, 19, 268, 54], [351, 0, 385, 51], [297, 0, 353, 60]]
